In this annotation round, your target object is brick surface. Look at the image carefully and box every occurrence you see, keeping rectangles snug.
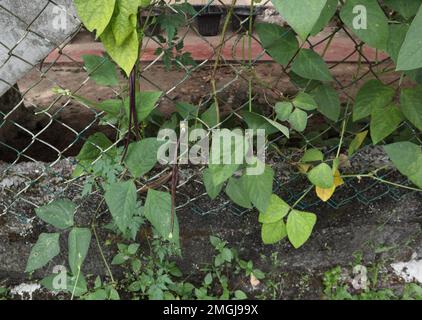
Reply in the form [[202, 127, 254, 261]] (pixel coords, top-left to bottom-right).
[[45, 28, 388, 65]]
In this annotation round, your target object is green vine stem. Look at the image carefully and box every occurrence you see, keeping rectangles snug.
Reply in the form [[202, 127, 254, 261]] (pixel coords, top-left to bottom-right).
[[336, 102, 350, 159], [211, 0, 237, 125], [340, 173, 422, 193], [248, 1, 254, 112], [92, 221, 116, 284], [91, 197, 116, 285], [291, 186, 314, 210]]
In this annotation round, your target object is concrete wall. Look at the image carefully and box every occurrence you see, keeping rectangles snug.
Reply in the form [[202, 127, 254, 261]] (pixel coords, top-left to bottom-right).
[[0, 0, 272, 97], [0, 0, 80, 96]]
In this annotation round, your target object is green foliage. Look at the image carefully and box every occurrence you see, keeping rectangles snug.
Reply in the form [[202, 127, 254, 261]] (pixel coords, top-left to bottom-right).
[[323, 266, 352, 299], [68, 228, 92, 275], [207, 163, 240, 187], [352, 80, 395, 122], [262, 218, 287, 245], [340, 0, 389, 50], [387, 24, 409, 63], [323, 264, 422, 300], [258, 194, 317, 248], [386, 23, 422, 82], [259, 194, 290, 224], [76, 133, 115, 162], [262, 116, 290, 138], [0, 287, 9, 300], [310, 84, 341, 121], [26, 233, 60, 273], [402, 283, 422, 300], [242, 111, 279, 135], [370, 104, 403, 144], [203, 168, 224, 200], [74, 0, 116, 37], [124, 91, 162, 122], [397, 6, 422, 71], [96, 99, 125, 117], [271, 0, 328, 40], [384, 142, 422, 189], [291, 49, 333, 82], [256, 23, 299, 65], [73, 132, 117, 177], [27, 199, 93, 285], [286, 210, 316, 248], [108, 236, 257, 300], [81, 154, 124, 195], [348, 131, 368, 156], [100, 25, 139, 76], [199, 236, 252, 300], [400, 86, 422, 131], [201, 103, 219, 128], [207, 130, 245, 185], [293, 92, 318, 111], [74, 0, 152, 76], [275, 102, 294, 121], [210, 236, 234, 267], [311, 0, 338, 36], [225, 177, 253, 209], [301, 149, 324, 163], [288, 108, 308, 132], [35, 199, 75, 230], [82, 277, 120, 300], [156, 9, 185, 43], [111, 0, 140, 46], [243, 165, 274, 213], [82, 54, 119, 86], [112, 243, 140, 265], [125, 138, 163, 178], [144, 189, 180, 245], [156, 4, 197, 70], [385, 0, 421, 20], [66, 274, 89, 297], [307, 163, 334, 188], [41, 270, 85, 297], [175, 102, 198, 120], [104, 180, 138, 234]]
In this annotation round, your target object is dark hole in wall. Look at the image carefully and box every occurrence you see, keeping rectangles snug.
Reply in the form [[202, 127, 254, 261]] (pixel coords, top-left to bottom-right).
[[0, 85, 115, 163]]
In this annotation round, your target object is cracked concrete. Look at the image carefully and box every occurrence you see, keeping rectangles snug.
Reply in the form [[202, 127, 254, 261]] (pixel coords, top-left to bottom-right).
[[0, 0, 80, 96]]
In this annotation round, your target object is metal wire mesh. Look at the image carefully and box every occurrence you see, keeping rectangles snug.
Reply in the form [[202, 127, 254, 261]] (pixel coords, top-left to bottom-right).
[[1, 0, 421, 223]]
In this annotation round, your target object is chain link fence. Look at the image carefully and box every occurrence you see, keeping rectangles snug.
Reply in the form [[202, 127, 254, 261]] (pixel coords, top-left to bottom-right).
[[1, 0, 421, 225]]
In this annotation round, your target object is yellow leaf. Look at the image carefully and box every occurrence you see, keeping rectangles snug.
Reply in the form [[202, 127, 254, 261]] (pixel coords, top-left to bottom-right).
[[101, 26, 139, 76], [250, 274, 261, 287], [334, 170, 344, 187], [316, 185, 336, 202], [348, 130, 368, 156], [297, 163, 311, 173]]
